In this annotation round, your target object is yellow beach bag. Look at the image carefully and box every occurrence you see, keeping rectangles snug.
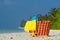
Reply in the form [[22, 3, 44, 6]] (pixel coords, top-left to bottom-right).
[[24, 20, 36, 32]]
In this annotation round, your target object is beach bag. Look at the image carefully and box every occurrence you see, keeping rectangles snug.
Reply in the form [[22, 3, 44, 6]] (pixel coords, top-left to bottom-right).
[[24, 20, 36, 32], [36, 21, 50, 36]]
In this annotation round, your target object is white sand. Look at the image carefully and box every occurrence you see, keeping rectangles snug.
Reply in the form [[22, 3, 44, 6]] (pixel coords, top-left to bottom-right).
[[0, 30, 60, 40]]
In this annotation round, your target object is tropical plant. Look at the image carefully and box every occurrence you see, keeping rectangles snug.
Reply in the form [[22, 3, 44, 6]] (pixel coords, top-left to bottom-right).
[[51, 8, 60, 29], [20, 19, 26, 28]]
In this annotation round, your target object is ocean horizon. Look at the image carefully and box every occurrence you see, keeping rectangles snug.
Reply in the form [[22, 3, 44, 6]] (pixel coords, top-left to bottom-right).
[[0, 27, 24, 33]]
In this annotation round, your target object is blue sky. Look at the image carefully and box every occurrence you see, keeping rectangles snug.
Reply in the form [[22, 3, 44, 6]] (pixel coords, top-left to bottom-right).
[[0, 0, 60, 30]]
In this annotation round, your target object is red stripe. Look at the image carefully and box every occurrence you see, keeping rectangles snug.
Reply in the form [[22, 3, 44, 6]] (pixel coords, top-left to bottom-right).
[[36, 21, 50, 36]]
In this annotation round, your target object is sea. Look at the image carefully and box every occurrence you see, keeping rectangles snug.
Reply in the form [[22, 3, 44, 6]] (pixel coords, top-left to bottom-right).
[[0, 27, 24, 33]]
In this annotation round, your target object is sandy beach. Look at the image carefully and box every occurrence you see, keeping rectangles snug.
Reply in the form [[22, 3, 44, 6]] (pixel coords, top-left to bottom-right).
[[0, 30, 60, 40]]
